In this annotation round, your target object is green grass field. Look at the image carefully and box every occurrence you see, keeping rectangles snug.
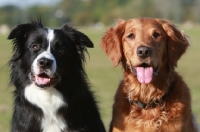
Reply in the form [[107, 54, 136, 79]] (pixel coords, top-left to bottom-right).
[[0, 25, 199, 131]]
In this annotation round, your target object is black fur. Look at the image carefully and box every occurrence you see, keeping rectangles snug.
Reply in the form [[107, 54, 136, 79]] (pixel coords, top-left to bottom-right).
[[8, 20, 105, 132]]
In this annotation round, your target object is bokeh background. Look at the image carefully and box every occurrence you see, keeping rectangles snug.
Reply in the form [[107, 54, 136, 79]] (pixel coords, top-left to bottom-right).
[[0, 0, 200, 131]]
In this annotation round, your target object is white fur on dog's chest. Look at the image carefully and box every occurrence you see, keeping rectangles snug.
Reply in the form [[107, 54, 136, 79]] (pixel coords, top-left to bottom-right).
[[25, 83, 67, 132]]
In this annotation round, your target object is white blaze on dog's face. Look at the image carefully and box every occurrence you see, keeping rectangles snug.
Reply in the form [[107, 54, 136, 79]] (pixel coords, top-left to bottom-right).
[[31, 29, 57, 88]]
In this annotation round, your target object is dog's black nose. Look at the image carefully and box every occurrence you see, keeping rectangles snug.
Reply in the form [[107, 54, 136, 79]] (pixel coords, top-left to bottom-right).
[[38, 58, 53, 69], [137, 46, 152, 58]]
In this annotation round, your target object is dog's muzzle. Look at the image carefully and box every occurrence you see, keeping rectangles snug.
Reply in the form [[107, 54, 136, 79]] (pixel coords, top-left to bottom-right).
[[31, 57, 58, 88]]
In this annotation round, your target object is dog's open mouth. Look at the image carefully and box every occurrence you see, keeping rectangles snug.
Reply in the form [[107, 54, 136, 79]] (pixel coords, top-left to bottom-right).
[[32, 73, 57, 88], [132, 63, 158, 84]]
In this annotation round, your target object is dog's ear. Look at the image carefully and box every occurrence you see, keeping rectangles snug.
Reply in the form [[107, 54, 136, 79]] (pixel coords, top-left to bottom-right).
[[8, 20, 43, 40], [8, 23, 34, 61], [8, 24, 32, 40], [159, 19, 189, 67], [8, 20, 43, 61], [101, 19, 125, 67], [74, 31, 94, 48], [62, 23, 94, 48]]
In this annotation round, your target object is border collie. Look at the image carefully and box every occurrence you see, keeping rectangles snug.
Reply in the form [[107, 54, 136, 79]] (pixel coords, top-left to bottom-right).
[[8, 20, 106, 132]]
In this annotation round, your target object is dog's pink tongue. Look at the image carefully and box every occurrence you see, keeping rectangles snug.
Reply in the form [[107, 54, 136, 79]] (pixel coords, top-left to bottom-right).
[[35, 76, 50, 85], [136, 67, 153, 84]]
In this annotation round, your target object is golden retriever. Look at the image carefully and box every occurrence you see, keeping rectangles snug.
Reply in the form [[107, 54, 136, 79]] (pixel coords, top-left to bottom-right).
[[101, 18, 198, 132]]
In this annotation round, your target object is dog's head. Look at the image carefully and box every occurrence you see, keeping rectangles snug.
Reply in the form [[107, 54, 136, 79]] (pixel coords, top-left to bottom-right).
[[101, 18, 189, 84], [8, 20, 93, 88]]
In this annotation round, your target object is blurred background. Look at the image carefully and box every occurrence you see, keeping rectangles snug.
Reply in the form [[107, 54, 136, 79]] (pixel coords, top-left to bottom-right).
[[0, 0, 200, 131]]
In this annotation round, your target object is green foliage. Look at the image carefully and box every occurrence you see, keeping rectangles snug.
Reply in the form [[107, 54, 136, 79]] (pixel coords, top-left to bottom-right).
[[0, 0, 200, 27], [0, 6, 21, 26]]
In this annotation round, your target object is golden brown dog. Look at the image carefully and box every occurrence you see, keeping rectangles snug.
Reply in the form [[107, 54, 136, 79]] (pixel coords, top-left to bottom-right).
[[101, 18, 198, 132]]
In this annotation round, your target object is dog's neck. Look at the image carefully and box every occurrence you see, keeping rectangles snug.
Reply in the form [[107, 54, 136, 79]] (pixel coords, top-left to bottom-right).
[[127, 81, 175, 109]]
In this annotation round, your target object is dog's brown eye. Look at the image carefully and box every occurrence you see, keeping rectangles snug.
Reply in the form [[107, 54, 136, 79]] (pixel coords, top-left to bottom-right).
[[57, 48, 66, 55], [30, 44, 41, 51], [55, 42, 66, 55], [153, 32, 160, 38], [127, 33, 134, 39]]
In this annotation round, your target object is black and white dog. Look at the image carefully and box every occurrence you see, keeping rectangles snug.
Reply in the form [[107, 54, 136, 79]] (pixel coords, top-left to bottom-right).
[[8, 20, 105, 132]]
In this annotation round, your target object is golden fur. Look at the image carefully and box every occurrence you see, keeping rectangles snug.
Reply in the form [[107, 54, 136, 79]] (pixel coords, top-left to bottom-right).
[[101, 18, 198, 132]]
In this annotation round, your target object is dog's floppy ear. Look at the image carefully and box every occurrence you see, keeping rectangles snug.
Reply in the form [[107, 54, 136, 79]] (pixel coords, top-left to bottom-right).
[[8, 23, 33, 61], [8, 24, 32, 40], [8, 20, 43, 40], [74, 31, 94, 48], [8, 20, 43, 61], [159, 19, 189, 67], [101, 19, 125, 67], [62, 23, 94, 48]]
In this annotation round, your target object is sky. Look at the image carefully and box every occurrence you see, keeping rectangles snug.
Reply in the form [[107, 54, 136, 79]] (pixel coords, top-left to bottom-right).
[[0, 0, 62, 8]]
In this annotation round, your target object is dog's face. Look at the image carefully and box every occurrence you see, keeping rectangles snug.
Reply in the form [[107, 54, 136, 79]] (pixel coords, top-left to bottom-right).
[[101, 18, 189, 84], [8, 20, 93, 88], [122, 19, 167, 84]]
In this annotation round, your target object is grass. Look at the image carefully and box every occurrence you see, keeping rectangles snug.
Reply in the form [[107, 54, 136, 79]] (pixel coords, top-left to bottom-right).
[[0, 25, 199, 131], [0, 34, 13, 132]]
